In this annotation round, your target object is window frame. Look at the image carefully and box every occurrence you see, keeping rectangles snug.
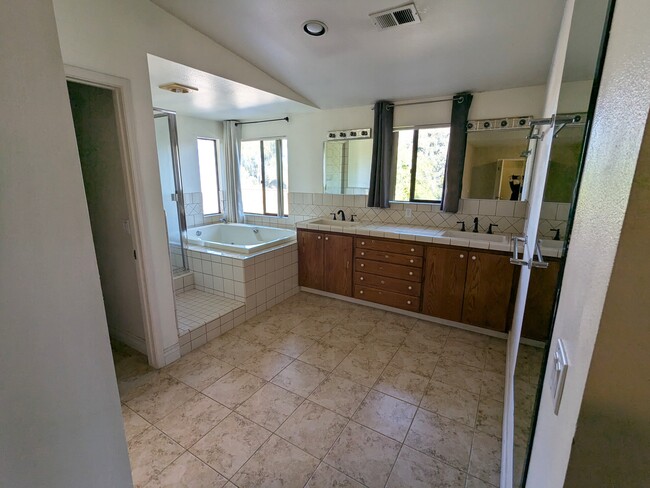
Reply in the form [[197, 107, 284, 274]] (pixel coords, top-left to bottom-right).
[[392, 124, 451, 204], [240, 137, 288, 217], [196, 137, 221, 215]]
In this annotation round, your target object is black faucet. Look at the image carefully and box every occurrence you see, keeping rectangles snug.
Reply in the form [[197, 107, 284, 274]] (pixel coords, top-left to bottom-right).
[[487, 223, 498, 235], [472, 217, 479, 233], [551, 228, 561, 241], [350, 214, 357, 222], [330, 212, 337, 221], [457, 221, 466, 232], [337, 209, 346, 221]]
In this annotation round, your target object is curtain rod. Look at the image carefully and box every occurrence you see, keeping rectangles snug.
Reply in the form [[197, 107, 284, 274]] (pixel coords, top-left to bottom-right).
[[234, 117, 289, 126], [372, 96, 464, 110]]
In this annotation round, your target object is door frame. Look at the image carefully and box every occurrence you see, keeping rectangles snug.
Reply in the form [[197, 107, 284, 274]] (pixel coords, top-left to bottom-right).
[[65, 65, 163, 368]]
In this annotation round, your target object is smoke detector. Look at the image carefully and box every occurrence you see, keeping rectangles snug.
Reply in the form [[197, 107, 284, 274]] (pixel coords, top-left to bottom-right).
[[370, 3, 421, 30], [159, 82, 198, 94]]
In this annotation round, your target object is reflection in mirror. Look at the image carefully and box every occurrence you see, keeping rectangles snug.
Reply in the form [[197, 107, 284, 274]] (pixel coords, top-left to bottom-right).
[[323, 139, 372, 195], [462, 129, 530, 200], [544, 119, 587, 202]]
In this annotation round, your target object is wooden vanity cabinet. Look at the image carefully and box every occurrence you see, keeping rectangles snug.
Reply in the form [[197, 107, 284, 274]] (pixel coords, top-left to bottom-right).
[[421, 246, 468, 322], [522, 259, 561, 341], [461, 251, 515, 331], [297, 230, 353, 296]]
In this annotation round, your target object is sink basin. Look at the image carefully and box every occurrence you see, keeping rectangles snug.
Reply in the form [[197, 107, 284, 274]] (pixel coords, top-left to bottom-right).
[[309, 218, 359, 227], [539, 239, 564, 250], [441, 230, 509, 244]]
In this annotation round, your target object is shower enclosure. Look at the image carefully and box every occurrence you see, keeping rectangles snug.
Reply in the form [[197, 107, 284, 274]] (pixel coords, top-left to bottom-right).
[[154, 109, 188, 274]]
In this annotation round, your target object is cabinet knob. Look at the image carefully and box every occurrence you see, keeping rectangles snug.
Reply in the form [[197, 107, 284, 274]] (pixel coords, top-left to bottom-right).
[[472, 255, 477, 261], [410, 248, 415, 252], [360, 263, 365, 267], [408, 286, 412, 290], [409, 259, 414, 263], [361, 241, 365, 245], [360, 276, 364, 281], [385, 255, 389, 259], [361, 251, 365, 256], [317, 236, 322, 240], [460, 254, 464, 258], [360, 290, 364, 294], [325, 236, 329, 241], [380, 280, 385, 284], [407, 300, 412, 305], [409, 271, 413, 276]]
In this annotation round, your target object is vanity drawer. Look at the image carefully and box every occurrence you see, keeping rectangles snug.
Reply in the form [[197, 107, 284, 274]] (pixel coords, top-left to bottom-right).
[[355, 238, 424, 257], [355, 259, 422, 282], [354, 285, 420, 312], [354, 272, 421, 296], [354, 248, 423, 267]]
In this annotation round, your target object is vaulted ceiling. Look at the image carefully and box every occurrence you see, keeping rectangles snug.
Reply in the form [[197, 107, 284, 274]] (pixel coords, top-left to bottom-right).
[[150, 0, 607, 111]]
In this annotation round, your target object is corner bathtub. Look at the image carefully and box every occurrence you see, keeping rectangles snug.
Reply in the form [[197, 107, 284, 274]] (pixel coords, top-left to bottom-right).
[[186, 223, 296, 254]]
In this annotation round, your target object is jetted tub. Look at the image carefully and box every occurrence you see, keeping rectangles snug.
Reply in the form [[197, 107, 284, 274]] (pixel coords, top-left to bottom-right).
[[186, 223, 296, 254]]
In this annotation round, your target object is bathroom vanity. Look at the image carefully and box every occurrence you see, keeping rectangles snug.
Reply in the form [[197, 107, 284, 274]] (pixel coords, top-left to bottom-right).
[[297, 225, 559, 340]]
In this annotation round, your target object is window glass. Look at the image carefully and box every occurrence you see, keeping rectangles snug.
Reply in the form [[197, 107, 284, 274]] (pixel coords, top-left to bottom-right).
[[240, 140, 264, 214], [197, 138, 220, 214], [263, 140, 279, 215], [240, 138, 288, 216]]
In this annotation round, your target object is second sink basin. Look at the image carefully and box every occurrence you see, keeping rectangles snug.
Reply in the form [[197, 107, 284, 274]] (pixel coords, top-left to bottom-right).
[[442, 230, 509, 244]]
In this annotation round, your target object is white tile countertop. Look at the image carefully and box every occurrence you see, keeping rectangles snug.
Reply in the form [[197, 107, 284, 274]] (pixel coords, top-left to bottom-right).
[[296, 217, 564, 258]]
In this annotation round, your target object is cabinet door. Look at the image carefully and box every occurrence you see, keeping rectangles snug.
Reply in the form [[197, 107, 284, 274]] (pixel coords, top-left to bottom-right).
[[522, 260, 561, 341], [422, 246, 468, 322], [298, 231, 324, 290], [323, 234, 353, 296], [462, 251, 515, 331]]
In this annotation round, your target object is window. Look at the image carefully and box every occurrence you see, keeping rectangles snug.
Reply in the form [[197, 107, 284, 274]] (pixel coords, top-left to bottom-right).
[[197, 138, 220, 214], [240, 138, 288, 216], [393, 126, 450, 202]]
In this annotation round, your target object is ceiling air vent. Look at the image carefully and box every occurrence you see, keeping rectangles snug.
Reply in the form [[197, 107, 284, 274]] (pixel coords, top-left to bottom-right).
[[370, 3, 421, 30]]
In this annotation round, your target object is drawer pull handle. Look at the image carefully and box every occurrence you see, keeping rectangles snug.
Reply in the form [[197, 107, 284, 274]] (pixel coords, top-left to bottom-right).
[[361, 252, 365, 256], [360, 290, 364, 294], [361, 264, 365, 267], [460, 254, 464, 258], [380, 280, 385, 284], [361, 241, 365, 245], [385, 255, 389, 258], [317, 236, 322, 240], [407, 300, 412, 305], [472, 256, 477, 261], [325, 236, 329, 241], [408, 286, 412, 290], [360, 276, 364, 281], [409, 259, 414, 263], [410, 248, 415, 252], [409, 271, 413, 276]]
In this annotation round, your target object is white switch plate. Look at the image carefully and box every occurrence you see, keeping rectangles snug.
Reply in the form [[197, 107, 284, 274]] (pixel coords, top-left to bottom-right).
[[551, 339, 569, 415], [405, 208, 413, 218]]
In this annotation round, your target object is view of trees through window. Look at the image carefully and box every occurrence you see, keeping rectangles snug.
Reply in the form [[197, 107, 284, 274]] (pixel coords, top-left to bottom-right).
[[394, 127, 450, 202], [197, 138, 220, 214], [240, 138, 288, 216]]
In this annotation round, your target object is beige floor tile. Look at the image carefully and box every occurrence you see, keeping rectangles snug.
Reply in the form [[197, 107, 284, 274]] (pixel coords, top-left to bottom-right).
[[403, 322, 449, 353], [338, 318, 378, 335], [291, 319, 336, 340], [348, 307, 386, 322], [305, 463, 365, 488], [209, 338, 267, 366], [405, 409, 474, 471], [373, 365, 429, 405], [390, 345, 440, 377], [384, 312, 418, 329], [128, 426, 184, 488], [465, 475, 497, 488], [442, 339, 487, 369], [432, 358, 484, 394], [239, 349, 294, 381], [126, 374, 198, 423], [480, 370, 505, 402], [202, 368, 266, 409], [143, 451, 228, 488], [386, 445, 466, 488], [269, 333, 315, 358], [352, 390, 417, 442], [298, 342, 349, 371], [276, 400, 348, 459], [475, 398, 503, 438], [238, 324, 284, 345], [352, 341, 399, 364], [447, 328, 491, 347], [190, 413, 271, 478], [236, 383, 304, 431], [164, 351, 233, 390], [319, 327, 365, 353], [363, 323, 409, 345], [324, 421, 401, 488], [232, 435, 320, 488], [199, 331, 240, 357], [484, 347, 506, 374], [468, 432, 501, 487], [121, 404, 151, 442], [271, 360, 328, 397], [308, 375, 370, 417], [333, 353, 386, 387], [155, 393, 231, 448], [421, 380, 480, 427]]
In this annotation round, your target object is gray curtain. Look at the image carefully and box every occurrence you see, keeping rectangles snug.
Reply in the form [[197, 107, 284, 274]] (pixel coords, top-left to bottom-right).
[[223, 120, 244, 222], [440, 92, 473, 213], [367, 100, 394, 208]]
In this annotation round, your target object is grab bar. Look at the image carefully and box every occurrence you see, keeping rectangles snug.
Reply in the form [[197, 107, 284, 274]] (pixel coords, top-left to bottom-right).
[[510, 236, 529, 267]]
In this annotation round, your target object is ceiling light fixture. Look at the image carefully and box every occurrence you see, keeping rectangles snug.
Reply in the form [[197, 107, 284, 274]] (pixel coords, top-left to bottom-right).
[[302, 20, 327, 37], [159, 82, 198, 94]]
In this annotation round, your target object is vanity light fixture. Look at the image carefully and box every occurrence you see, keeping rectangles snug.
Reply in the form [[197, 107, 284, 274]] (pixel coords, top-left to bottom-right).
[[302, 20, 327, 37], [159, 82, 198, 94]]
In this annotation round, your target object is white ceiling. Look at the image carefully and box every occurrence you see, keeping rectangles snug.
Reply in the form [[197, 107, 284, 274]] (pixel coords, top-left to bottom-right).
[[149, 0, 608, 116]]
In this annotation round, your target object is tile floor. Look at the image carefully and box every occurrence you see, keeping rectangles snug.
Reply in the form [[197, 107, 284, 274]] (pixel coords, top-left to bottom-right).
[[176, 289, 245, 333], [114, 292, 543, 488]]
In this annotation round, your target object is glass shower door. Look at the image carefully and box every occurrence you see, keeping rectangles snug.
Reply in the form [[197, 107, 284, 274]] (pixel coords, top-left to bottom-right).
[[154, 110, 188, 274]]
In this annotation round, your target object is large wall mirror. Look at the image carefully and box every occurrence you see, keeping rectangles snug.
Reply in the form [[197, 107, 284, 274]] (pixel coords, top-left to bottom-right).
[[323, 138, 372, 195]]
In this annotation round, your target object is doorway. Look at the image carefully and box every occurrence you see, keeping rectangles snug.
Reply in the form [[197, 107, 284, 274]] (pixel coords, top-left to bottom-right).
[[67, 81, 147, 356]]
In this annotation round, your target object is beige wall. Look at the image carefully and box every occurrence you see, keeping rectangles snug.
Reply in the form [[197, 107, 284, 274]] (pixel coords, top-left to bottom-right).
[[564, 115, 650, 487]]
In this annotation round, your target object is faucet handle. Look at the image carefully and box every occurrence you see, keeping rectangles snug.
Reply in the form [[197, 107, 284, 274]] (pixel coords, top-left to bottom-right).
[[350, 214, 357, 222], [330, 212, 337, 221], [551, 228, 561, 240], [487, 223, 498, 235], [456, 220, 466, 232]]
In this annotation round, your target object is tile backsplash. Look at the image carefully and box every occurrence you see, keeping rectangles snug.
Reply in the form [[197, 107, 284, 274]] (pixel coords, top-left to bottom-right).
[[245, 192, 570, 239]]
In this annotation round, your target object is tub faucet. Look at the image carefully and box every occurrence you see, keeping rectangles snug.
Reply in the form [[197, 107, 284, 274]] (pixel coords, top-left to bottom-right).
[[219, 217, 227, 223], [472, 217, 479, 233], [337, 209, 346, 221], [551, 228, 561, 241]]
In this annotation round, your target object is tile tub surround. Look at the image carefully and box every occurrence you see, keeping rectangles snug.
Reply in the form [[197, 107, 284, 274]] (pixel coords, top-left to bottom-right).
[[114, 293, 543, 487]]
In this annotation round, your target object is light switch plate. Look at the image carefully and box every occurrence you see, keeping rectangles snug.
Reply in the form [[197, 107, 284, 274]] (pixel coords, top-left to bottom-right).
[[551, 339, 569, 415]]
